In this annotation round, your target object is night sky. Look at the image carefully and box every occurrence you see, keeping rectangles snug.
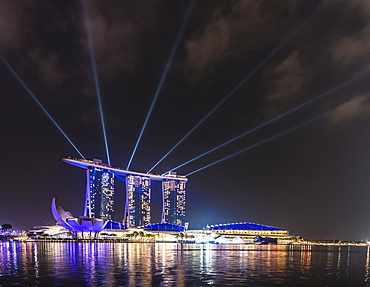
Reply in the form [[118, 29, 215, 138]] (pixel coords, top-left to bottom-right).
[[1, 0, 370, 241]]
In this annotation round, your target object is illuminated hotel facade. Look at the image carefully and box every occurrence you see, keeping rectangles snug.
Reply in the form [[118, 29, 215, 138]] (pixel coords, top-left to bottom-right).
[[124, 175, 151, 228], [63, 158, 188, 227], [162, 177, 186, 225], [84, 161, 115, 220]]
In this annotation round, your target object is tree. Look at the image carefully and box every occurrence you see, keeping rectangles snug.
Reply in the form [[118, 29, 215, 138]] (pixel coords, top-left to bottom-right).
[[1, 224, 12, 231], [178, 232, 185, 241]]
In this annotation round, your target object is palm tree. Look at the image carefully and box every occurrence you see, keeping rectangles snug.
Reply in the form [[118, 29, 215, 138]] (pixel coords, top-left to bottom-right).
[[1, 224, 12, 231], [178, 232, 185, 242], [138, 231, 145, 238]]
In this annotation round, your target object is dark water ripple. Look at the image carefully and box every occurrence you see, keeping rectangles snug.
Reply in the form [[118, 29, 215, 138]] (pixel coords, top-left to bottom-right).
[[0, 242, 370, 286]]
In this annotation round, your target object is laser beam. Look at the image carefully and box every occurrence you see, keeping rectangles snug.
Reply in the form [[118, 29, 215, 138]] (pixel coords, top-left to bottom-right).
[[186, 185, 224, 220], [147, 2, 324, 173], [185, 112, 328, 177], [82, 0, 111, 165], [110, 171, 125, 182], [127, 0, 196, 170], [0, 54, 85, 159], [167, 68, 370, 173]]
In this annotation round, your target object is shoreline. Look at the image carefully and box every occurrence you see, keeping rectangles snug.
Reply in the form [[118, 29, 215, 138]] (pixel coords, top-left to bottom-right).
[[3, 238, 370, 246]]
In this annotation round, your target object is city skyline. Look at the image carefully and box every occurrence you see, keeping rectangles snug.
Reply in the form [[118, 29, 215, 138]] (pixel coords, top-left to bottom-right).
[[1, 0, 370, 240]]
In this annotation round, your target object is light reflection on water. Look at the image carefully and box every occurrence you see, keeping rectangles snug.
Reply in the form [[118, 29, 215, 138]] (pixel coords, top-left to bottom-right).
[[1, 242, 370, 286]]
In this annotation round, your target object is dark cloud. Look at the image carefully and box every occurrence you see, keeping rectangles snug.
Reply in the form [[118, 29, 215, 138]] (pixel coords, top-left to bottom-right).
[[329, 0, 370, 70], [27, 48, 66, 87], [81, 1, 140, 78], [0, 0, 27, 51], [185, 17, 233, 72], [260, 51, 308, 117], [328, 95, 370, 125], [267, 51, 305, 101], [183, 0, 264, 83], [251, 0, 370, 121]]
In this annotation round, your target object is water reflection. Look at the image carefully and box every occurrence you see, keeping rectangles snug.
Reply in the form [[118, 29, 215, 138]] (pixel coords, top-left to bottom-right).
[[366, 246, 370, 284], [0, 242, 370, 286], [300, 244, 311, 279]]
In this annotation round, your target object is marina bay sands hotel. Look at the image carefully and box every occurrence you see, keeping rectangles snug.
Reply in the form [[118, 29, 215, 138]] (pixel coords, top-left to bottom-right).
[[64, 158, 187, 228]]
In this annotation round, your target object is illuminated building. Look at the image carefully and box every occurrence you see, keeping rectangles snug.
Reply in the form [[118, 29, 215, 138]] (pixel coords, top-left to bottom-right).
[[63, 158, 188, 227], [144, 222, 186, 232], [124, 175, 151, 228], [182, 222, 293, 243], [51, 198, 107, 233], [161, 176, 186, 225], [53, 158, 297, 242], [208, 222, 291, 238], [84, 159, 114, 220]]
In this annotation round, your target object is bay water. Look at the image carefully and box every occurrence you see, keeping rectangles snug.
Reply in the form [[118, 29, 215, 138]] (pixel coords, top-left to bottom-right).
[[1, 242, 369, 286]]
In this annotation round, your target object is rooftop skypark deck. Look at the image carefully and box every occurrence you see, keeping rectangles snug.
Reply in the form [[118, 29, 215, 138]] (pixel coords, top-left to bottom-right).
[[63, 158, 188, 182]]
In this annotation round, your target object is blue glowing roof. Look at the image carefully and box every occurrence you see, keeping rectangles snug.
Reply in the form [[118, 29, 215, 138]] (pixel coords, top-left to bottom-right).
[[144, 223, 185, 232], [209, 222, 283, 231], [104, 221, 126, 230]]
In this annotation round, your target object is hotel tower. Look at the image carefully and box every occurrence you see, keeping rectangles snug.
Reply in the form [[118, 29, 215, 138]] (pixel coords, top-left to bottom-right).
[[64, 158, 187, 227]]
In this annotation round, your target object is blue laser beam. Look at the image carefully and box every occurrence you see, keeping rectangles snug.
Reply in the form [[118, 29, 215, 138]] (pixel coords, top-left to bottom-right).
[[147, 2, 324, 173], [0, 54, 85, 159], [167, 68, 370, 173], [186, 187, 224, 222], [110, 172, 125, 183], [127, 0, 196, 171], [82, 0, 111, 165], [185, 112, 328, 177]]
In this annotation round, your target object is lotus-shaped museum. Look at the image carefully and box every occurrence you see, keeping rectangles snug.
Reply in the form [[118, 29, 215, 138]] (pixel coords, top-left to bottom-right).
[[51, 198, 107, 233]]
